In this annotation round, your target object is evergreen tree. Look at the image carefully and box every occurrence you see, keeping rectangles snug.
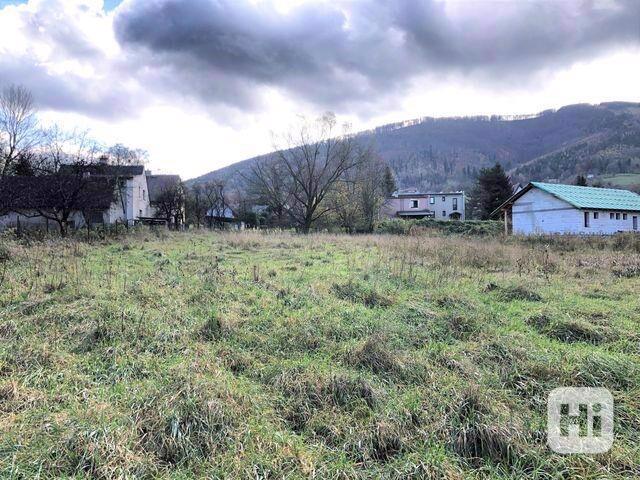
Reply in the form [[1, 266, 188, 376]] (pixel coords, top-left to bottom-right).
[[575, 175, 588, 186], [382, 165, 397, 196], [468, 163, 513, 219]]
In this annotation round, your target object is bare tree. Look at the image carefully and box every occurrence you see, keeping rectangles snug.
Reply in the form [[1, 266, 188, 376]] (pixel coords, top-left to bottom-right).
[[9, 129, 105, 236], [13, 175, 113, 236], [187, 183, 208, 228], [270, 113, 366, 233], [329, 167, 362, 233], [202, 180, 229, 228], [245, 157, 292, 227], [0, 85, 41, 176], [359, 155, 391, 232], [154, 182, 185, 229], [327, 154, 389, 233], [106, 143, 148, 166], [36, 126, 100, 174]]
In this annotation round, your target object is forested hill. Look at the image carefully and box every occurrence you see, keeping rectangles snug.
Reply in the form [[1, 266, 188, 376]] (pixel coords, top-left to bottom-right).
[[188, 102, 640, 192]]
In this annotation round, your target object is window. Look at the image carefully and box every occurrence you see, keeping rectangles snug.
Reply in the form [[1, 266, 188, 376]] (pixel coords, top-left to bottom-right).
[[452, 198, 458, 211], [584, 211, 590, 228], [411, 199, 419, 209], [139, 209, 143, 217], [610, 213, 615, 219], [623, 213, 627, 220], [442, 210, 446, 217], [143, 190, 146, 200], [430, 197, 435, 205], [442, 196, 446, 202], [88, 211, 103, 224], [593, 212, 599, 219], [616, 213, 621, 220]]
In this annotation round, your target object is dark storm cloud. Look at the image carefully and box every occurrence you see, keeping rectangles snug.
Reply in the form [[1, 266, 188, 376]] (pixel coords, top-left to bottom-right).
[[114, 0, 640, 110], [0, 56, 138, 119]]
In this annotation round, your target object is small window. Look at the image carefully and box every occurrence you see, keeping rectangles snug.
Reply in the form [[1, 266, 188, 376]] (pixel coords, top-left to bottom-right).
[[616, 213, 621, 220], [452, 198, 458, 211], [429, 197, 435, 205], [442, 210, 446, 217], [584, 211, 590, 228], [139, 209, 143, 217], [623, 213, 627, 220], [143, 190, 146, 200], [442, 196, 446, 202], [593, 212, 599, 219], [411, 200, 419, 209], [610, 213, 615, 219]]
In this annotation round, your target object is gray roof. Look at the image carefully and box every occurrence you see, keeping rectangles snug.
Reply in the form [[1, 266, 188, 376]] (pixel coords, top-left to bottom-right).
[[0, 176, 117, 210], [392, 189, 464, 198], [146, 175, 182, 202], [206, 206, 235, 219], [59, 164, 144, 177]]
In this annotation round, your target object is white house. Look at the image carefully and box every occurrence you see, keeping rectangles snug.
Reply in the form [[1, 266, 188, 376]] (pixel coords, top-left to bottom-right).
[[382, 189, 466, 221], [494, 182, 640, 235]]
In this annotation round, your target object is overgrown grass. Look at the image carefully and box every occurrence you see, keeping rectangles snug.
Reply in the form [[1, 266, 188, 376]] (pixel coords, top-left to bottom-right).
[[0, 229, 639, 478]]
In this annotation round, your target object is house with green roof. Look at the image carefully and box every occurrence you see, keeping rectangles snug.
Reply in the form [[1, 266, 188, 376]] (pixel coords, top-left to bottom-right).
[[493, 182, 640, 235]]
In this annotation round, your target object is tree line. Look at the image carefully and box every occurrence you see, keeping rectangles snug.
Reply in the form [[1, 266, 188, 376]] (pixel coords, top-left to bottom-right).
[[3, 83, 520, 234], [0, 84, 152, 235], [186, 113, 397, 233]]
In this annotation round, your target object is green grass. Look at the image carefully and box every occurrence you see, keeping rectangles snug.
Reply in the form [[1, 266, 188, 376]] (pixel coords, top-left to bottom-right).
[[596, 173, 640, 189], [0, 230, 639, 478]]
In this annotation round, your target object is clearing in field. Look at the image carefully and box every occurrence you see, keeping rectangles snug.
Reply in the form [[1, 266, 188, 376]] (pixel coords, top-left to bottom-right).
[[0, 230, 639, 478]]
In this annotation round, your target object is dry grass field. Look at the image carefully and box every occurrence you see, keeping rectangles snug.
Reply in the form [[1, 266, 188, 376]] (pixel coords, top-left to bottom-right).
[[0, 229, 639, 478]]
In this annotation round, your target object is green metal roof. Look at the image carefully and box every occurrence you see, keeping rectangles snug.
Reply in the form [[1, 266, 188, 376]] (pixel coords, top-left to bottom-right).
[[531, 182, 640, 211]]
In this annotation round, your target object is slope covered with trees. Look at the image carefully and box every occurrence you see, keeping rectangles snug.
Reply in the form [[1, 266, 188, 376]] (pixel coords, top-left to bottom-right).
[[190, 102, 640, 193]]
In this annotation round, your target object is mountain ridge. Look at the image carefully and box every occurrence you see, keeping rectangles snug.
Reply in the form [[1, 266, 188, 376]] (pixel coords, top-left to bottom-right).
[[188, 101, 640, 193]]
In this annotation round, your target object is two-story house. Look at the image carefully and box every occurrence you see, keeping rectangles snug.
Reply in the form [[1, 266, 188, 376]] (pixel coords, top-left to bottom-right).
[[59, 163, 151, 225], [382, 189, 466, 221]]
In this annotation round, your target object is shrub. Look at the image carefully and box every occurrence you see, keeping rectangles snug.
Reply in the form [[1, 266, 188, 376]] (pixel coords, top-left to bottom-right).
[[347, 336, 402, 374], [376, 219, 503, 236]]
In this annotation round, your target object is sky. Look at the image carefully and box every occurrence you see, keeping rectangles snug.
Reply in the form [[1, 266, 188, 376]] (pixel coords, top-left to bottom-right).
[[0, 0, 639, 179]]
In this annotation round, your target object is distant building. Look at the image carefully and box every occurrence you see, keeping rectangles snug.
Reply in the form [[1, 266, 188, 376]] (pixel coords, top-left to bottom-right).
[[493, 182, 640, 235], [382, 188, 466, 221], [60, 163, 151, 224], [205, 206, 244, 230]]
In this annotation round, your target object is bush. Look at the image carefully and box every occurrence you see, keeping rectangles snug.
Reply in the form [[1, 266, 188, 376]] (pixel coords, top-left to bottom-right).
[[376, 218, 503, 236]]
